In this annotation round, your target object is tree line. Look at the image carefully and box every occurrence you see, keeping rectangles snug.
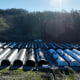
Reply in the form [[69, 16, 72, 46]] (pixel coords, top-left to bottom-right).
[[0, 8, 80, 43]]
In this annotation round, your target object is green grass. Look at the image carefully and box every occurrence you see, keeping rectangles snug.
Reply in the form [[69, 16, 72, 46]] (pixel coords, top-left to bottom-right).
[[51, 69, 77, 80], [67, 69, 76, 80], [14, 69, 24, 73], [0, 69, 50, 80], [67, 74, 75, 80], [0, 68, 79, 80], [27, 70, 43, 80]]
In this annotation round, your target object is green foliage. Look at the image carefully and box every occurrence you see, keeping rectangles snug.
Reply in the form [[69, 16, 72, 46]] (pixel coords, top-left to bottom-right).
[[67, 73, 75, 80], [0, 8, 80, 42], [0, 17, 9, 32]]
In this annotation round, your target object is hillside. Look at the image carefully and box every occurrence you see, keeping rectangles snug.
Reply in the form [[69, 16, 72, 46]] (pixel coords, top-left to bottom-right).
[[0, 9, 80, 42]]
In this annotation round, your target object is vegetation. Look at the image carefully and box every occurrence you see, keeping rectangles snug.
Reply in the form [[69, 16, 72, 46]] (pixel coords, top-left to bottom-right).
[[0, 8, 80, 42], [0, 69, 53, 80], [52, 69, 80, 80], [0, 68, 80, 80]]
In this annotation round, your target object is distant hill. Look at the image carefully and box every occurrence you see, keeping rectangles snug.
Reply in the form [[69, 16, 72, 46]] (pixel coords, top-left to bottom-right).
[[0, 8, 80, 43]]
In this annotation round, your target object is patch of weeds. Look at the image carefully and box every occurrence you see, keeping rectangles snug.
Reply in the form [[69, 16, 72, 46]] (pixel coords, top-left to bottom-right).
[[67, 73, 75, 80], [66, 69, 76, 80], [15, 69, 24, 73], [52, 69, 67, 80], [26, 70, 43, 80]]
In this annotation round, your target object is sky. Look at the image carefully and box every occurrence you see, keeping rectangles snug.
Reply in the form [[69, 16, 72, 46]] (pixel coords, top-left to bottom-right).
[[0, 0, 80, 12]]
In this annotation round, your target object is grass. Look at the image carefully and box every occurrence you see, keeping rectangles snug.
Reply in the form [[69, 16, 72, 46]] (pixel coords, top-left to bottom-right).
[[27, 71, 43, 80], [0, 69, 52, 80], [67, 69, 76, 80], [67, 74, 75, 80], [14, 69, 24, 73], [51, 69, 77, 80], [0, 68, 79, 80]]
